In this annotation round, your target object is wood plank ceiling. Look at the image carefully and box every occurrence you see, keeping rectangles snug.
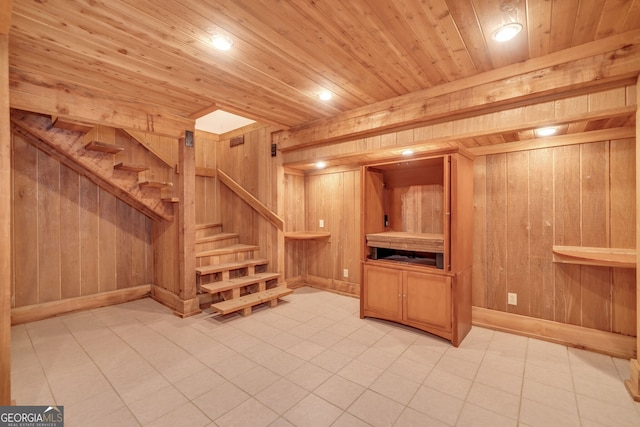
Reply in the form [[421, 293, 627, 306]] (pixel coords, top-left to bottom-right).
[[7, 0, 640, 146]]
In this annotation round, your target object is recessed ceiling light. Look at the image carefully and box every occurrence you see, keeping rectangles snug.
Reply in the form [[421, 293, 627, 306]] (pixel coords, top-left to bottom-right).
[[315, 161, 327, 169], [318, 90, 332, 101], [211, 34, 233, 51], [535, 127, 557, 137], [492, 23, 522, 42], [402, 149, 414, 156]]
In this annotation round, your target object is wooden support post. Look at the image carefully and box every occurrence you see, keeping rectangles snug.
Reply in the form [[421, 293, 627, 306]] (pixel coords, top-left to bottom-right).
[[626, 74, 640, 402], [176, 131, 200, 316], [0, 31, 12, 406]]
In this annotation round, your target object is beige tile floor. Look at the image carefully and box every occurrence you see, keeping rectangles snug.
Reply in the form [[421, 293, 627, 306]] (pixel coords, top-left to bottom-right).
[[10, 287, 640, 427]]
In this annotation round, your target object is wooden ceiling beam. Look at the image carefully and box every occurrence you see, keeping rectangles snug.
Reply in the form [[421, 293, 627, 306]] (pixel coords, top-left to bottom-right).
[[281, 98, 636, 170], [275, 30, 640, 151], [9, 81, 193, 138]]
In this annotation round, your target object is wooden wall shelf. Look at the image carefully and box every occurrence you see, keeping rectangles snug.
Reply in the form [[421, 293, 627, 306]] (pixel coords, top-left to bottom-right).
[[552, 245, 636, 268], [284, 231, 331, 240]]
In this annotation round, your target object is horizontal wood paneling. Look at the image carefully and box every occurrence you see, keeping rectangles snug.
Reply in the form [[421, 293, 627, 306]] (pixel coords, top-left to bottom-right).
[[473, 138, 636, 336], [11, 132, 153, 308]]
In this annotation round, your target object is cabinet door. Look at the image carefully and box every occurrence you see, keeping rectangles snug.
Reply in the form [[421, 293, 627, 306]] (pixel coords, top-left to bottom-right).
[[363, 264, 402, 320], [404, 271, 451, 332]]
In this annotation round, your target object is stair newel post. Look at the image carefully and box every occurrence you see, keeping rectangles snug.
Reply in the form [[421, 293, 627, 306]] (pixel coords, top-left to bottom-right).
[[176, 130, 200, 316]]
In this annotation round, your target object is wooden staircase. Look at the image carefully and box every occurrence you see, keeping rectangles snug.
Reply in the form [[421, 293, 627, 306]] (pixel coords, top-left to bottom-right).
[[196, 223, 292, 316]]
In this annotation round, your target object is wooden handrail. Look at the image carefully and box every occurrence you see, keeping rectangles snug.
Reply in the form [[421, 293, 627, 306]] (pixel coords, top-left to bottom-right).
[[217, 168, 284, 231]]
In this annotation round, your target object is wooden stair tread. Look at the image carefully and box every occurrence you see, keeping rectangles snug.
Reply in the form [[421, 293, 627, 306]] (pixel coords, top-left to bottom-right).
[[196, 232, 239, 244], [196, 244, 260, 258], [114, 162, 149, 172], [162, 197, 179, 203], [85, 140, 124, 154], [139, 181, 173, 189], [196, 258, 269, 276], [211, 286, 293, 315], [196, 223, 223, 230], [201, 272, 281, 294]]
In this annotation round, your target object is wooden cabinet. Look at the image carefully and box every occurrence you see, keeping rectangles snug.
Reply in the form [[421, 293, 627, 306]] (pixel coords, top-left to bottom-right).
[[363, 263, 452, 334], [360, 149, 473, 346]]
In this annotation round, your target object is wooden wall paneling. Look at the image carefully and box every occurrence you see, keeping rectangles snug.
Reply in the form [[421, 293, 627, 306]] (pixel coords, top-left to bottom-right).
[[610, 138, 637, 336], [79, 176, 99, 296], [12, 135, 38, 306], [0, 30, 9, 406], [553, 145, 582, 325], [37, 149, 60, 303], [59, 163, 81, 299], [580, 141, 612, 330], [528, 149, 555, 321], [486, 154, 507, 311], [98, 189, 117, 293], [506, 151, 530, 316], [116, 198, 133, 290], [472, 156, 487, 308]]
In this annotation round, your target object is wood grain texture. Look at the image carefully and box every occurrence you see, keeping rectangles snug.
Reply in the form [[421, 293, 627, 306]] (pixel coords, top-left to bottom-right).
[[506, 151, 530, 316], [610, 138, 637, 336], [60, 164, 81, 298], [12, 134, 38, 306], [472, 156, 487, 308], [12, 129, 154, 307], [0, 33, 11, 405], [486, 154, 507, 311], [475, 135, 635, 335]]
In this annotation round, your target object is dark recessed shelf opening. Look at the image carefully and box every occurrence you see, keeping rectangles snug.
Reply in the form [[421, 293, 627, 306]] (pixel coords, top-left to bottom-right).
[[369, 247, 443, 269]]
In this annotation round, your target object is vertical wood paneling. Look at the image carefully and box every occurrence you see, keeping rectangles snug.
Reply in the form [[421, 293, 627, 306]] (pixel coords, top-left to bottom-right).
[[528, 149, 555, 320], [472, 156, 487, 308], [12, 135, 38, 307], [610, 138, 637, 336], [116, 199, 133, 289], [486, 154, 507, 311], [60, 164, 81, 299], [37, 150, 60, 303], [553, 145, 582, 325], [580, 142, 611, 330], [13, 130, 153, 306], [506, 151, 530, 315], [79, 176, 99, 296], [475, 137, 635, 335], [98, 189, 117, 292]]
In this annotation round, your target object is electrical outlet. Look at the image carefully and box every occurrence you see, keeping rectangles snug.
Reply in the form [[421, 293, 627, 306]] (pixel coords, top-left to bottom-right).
[[319, 219, 324, 228], [508, 292, 517, 306], [343, 269, 349, 278]]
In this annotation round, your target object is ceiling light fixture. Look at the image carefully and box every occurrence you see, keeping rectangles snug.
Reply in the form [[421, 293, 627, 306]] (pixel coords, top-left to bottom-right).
[[402, 149, 414, 156], [211, 34, 233, 51], [315, 161, 327, 169], [535, 127, 557, 137], [318, 90, 332, 101], [492, 22, 522, 42]]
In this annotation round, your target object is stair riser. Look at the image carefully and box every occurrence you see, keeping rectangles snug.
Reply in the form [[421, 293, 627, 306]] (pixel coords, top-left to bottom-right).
[[195, 237, 240, 252], [195, 225, 223, 239], [196, 251, 256, 267]]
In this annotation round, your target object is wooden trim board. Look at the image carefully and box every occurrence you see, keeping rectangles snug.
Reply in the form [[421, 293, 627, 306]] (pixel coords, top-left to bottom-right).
[[150, 284, 201, 318], [473, 306, 636, 359], [11, 285, 152, 325]]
